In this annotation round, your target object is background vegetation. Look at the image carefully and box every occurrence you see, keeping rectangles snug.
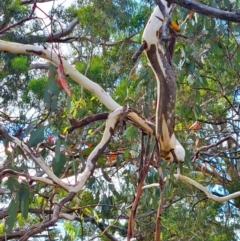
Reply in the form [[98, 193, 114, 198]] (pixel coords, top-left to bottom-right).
[[0, 0, 240, 240]]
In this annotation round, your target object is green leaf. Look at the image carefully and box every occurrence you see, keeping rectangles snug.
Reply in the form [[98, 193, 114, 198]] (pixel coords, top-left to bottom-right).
[[101, 194, 111, 218], [81, 147, 95, 156], [44, 80, 59, 111], [20, 189, 29, 219], [52, 140, 65, 177], [123, 150, 129, 161], [5, 216, 16, 234], [6, 176, 20, 192], [123, 126, 137, 140], [143, 105, 149, 118], [5, 194, 20, 233], [185, 150, 192, 170], [169, 163, 177, 178], [86, 176, 96, 189], [72, 159, 78, 178], [28, 126, 45, 147], [55, 140, 61, 163], [194, 104, 202, 116], [53, 153, 67, 177], [67, 95, 72, 114], [97, 156, 106, 164]]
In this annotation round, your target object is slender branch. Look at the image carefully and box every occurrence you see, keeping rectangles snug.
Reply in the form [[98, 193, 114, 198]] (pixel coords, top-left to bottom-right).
[[99, 33, 138, 46], [0, 4, 37, 34], [132, 42, 147, 62], [0, 123, 70, 191], [0, 169, 56, 187], [68, 113, 109, 133], [143, 169, 240, 203], [192, 135, 239, 161], [127, 141, 155, 240], [0, 188, 10, 195]]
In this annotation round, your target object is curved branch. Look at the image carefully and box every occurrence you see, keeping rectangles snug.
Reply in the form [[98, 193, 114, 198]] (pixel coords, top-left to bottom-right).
[[0, 169, 56, 186], [0, 40, 154, 136], [167, 0, 240, 22], [192, 135, 239, 161], [142, 1, 185, 162], [70, 107, 126, 193], [68, 113, 109, 133], [99, 33, 138, 46], [16, 18, 79, 44], [174, 170, 240, 202], [143, 170, 240, 203]]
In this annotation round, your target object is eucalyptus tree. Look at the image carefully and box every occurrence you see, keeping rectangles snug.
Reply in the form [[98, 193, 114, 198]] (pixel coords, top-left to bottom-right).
[[0, 0, 240, 240]]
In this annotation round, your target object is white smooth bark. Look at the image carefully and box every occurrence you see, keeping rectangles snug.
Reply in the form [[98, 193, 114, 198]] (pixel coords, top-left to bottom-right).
[[70, 107, 124, 193], [0, 40, 153, 135], [142, 3, 185, 162], [142, 170, 240, 203]]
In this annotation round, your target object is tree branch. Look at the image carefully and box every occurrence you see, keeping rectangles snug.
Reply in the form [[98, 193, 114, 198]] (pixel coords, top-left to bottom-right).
[[192, 135, 239, 161], [70, 107, 127, 193], [0, 123, 70, 191], [167, 0, 240, 22], [143, 169, 240, 203], [44, 18, 79, 42], [0, 40, 154, 136], [174, 169, 240, 202], [68, 113, 109, 133], [0, 169, 56, 187], [142, 3, 185, 162]]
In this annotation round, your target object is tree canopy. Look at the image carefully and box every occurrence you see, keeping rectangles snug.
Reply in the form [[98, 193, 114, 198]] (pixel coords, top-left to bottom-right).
[[0, 0, 240, 240]]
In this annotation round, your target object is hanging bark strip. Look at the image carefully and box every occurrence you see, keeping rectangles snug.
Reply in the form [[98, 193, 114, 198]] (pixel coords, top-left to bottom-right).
[[142, 0, 185, 162], [155, 144, 165, 241], [127, 136, 155, 240]]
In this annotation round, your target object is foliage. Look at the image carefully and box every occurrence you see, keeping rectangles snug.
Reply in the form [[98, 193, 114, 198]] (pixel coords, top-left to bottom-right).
[[0, 0, 240, 240]]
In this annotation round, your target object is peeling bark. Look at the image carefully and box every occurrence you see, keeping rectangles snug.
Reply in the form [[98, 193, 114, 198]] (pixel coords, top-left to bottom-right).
[[142, 2, 185, 162]]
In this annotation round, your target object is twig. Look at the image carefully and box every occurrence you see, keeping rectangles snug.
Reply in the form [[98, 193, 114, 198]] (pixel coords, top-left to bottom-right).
[[0, 3, 37, 34]]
